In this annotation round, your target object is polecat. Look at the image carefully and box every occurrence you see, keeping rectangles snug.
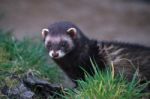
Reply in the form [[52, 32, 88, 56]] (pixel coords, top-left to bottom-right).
[[41, 21, 150, 86]]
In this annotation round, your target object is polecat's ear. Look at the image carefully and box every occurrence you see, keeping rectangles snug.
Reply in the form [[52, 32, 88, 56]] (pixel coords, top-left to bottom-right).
[[41, 28, 49, 38], [67, 28, 77, 38]]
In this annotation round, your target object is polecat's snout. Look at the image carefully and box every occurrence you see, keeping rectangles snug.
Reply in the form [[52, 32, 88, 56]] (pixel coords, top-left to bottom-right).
[[49, 50, 65, 59]]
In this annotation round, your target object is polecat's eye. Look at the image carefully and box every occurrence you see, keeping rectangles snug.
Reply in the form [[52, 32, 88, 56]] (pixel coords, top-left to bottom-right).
[[47, 42, 52, 48], [60, 41, 67, 47], [62, 42, 66, 46]]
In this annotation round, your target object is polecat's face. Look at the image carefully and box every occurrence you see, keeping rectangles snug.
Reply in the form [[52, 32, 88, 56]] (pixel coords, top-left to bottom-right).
[[41, 27, 77, 59]]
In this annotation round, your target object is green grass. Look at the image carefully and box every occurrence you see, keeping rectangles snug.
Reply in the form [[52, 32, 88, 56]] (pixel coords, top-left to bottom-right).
[[0, 30, 61, 90], [0, 30, 149, 99], [64, 59, 149, 99]]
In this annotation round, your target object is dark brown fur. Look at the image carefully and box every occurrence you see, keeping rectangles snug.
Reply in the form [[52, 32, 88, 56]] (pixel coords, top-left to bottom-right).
[[43, 22, 150, 87]]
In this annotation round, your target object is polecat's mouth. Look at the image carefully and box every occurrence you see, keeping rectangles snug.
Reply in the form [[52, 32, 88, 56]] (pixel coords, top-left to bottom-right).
[[49, 50, 66, 59]]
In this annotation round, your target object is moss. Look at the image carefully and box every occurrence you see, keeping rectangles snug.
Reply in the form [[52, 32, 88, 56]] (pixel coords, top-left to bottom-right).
[[0, 48, 10, 64]]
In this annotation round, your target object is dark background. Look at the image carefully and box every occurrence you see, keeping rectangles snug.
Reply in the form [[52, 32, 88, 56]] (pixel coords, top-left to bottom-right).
[[0, 0, 150, 46]]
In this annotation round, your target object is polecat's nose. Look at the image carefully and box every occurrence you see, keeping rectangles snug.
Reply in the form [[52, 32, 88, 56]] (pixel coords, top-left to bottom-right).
[[52, 52, 59, 58]]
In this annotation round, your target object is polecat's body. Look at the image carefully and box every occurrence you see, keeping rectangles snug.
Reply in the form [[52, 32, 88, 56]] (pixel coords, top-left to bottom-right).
[[41, 21, 150, 85]]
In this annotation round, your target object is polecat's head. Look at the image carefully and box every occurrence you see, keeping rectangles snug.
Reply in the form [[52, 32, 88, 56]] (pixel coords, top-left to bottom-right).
[[41, 22, 83, 59]]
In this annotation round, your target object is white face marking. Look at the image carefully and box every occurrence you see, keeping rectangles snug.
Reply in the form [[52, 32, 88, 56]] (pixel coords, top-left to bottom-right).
[[49, 50, 66, 59], [45, 35, 74, 48], [57, 50, 65, 58], [45, 36, 60, 45], [49, 50, 54, 58]]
